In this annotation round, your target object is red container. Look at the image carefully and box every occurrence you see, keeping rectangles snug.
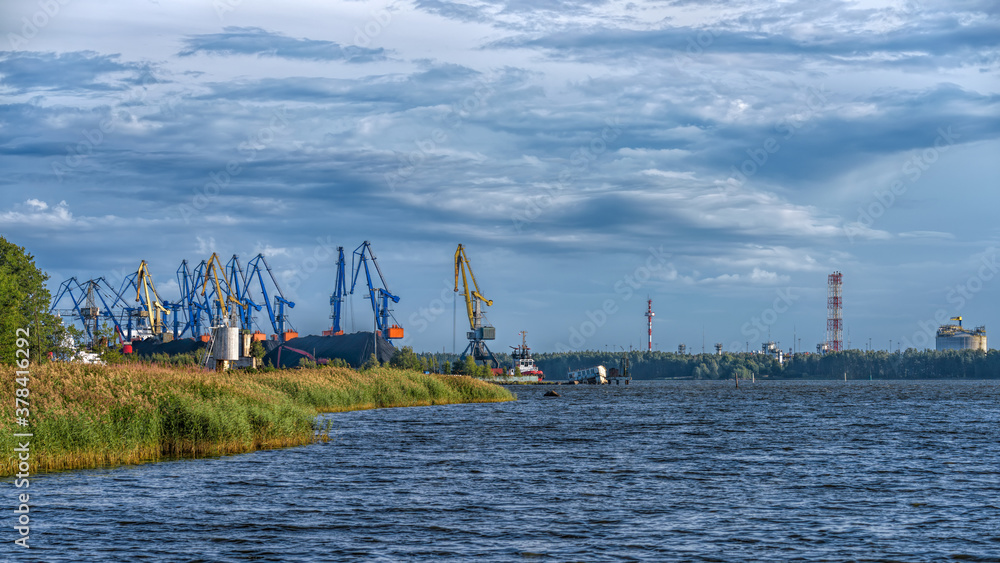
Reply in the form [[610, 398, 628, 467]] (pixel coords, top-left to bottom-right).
[[122, 344, 133, 354]]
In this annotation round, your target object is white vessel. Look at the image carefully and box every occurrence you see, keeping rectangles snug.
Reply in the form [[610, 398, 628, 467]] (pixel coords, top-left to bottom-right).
[[568, 365, 607, 385]]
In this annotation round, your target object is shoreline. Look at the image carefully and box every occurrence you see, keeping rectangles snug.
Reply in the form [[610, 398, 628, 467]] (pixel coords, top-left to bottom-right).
[[1, 363, 514, 477]]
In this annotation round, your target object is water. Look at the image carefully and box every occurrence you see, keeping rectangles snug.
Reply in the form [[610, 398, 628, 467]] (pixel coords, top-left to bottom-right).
[[13, 380, 1000, 562]]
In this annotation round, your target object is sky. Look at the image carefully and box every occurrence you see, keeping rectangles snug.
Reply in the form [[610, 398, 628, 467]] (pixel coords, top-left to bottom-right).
[[1, 0, 998, 355]]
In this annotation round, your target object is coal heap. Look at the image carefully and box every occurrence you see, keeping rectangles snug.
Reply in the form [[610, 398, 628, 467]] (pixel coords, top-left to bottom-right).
[[131, 337, 206, 357], [262, 332, 396, 368]]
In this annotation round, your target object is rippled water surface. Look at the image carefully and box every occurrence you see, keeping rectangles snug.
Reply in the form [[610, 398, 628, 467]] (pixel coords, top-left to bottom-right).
[[17, 380, 1000, 561]]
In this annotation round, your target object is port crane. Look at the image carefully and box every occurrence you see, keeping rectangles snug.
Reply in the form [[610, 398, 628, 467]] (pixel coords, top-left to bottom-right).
[[454, 244, 498, 368], [165, 260, 199, 338], [202, 252, 244, 327], [48, 277, 127, 346], [243, 253, 295, 339], [327, 246, 347, 335], [225, 254, 252, 330], [115, 261, 170, 340], [350, 241, 403, 340], [133, 260, 169, 337]]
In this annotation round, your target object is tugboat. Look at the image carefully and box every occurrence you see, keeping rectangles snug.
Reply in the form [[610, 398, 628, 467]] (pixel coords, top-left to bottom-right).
[[508, 331, 544, 382]]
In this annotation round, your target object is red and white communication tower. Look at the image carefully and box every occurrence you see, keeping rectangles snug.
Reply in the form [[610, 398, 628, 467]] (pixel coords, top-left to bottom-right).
[[645, 298, 654, 351], [826, 272, 843, 352]]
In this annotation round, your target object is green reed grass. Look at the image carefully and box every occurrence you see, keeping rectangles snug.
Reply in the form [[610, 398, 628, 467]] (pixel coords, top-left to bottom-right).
[[0, 363, 513, 476]]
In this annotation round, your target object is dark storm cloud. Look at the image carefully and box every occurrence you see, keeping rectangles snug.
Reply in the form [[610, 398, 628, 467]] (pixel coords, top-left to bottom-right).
[[0, 51, 151, 92], [2, 0, 998, 348], [414, 0, 490, 23], [178, 27, 386, 63], [194, 63, 494, 109], [415, 0, 609, 21], [698, 84, 1000, 185], [487, 12, 999, 69]]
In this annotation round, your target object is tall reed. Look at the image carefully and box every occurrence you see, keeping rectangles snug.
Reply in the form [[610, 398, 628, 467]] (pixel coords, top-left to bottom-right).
[[0, 363, 513, 476]]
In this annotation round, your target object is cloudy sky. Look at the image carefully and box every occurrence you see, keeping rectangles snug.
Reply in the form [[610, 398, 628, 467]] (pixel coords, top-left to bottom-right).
[[1, 0, 998, 354]]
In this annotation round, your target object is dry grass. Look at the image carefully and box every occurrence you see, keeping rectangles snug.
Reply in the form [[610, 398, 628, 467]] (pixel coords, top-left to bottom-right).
[[0, 362, 514, 476]]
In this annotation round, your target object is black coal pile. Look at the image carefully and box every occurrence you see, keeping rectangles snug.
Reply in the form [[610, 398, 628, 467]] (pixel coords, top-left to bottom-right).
[[131, 337, 206, 357], [262, 332, 396, 368]]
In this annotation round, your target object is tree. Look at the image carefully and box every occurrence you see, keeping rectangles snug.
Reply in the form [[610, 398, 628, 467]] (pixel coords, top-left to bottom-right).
[[460, 355, 478, 376], [250, 340, 266, 361], [389, 346, 422, 371], [361, 353, 380, 370], [0, 237, 67, 365]]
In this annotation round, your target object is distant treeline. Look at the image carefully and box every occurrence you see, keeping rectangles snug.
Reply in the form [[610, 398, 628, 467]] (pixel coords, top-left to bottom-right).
[[414, 349, 1000, 380]]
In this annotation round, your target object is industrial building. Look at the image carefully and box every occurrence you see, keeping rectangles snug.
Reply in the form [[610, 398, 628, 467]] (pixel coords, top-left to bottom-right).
[[936, 317, 986, 351]]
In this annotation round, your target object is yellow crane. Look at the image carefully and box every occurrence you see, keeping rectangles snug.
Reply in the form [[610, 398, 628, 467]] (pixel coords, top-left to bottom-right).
[[454, 244, 498, 368], [202, 252, 243, 325], [135, 260, 169, 335]]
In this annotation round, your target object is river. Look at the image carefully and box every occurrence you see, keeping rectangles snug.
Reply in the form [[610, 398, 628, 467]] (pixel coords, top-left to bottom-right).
[[14, 380, 1000, 561]]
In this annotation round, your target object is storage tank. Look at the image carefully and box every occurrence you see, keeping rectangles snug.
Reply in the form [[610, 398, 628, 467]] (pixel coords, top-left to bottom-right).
[[935, 323, 987, 351], [213, 327, 241, 361]]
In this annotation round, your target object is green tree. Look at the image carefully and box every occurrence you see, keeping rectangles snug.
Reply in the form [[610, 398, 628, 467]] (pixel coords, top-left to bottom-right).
[[389, 346, 422, 371], [361, 353, 380, 370], [250, 339, 266, 361], [328, 357, 350, 368], [0, 237, 66, 365], [460, 355, 478, 376]]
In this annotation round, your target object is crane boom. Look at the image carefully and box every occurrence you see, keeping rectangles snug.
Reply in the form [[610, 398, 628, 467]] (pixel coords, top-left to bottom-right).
[[350, 241, 403, 340], [202, 252, 243, 324], [136, 260, 169, 335], [454, 244, 492, 330], [453, 244, 498, 368], [329, 247, 347, 335], [245, 254, 295, 339]]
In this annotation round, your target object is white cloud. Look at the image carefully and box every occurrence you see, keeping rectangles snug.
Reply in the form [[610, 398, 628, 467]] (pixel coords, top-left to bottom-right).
[[0, 199, 75, 228], [898, 231, 955, 239], [196, 236, 217, 255]]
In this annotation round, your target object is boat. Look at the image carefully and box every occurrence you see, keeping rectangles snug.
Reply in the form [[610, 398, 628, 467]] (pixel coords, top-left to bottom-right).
[[568, 365, 607, 385], [508, 331, 544, 381], [484, 331, 544, 383]]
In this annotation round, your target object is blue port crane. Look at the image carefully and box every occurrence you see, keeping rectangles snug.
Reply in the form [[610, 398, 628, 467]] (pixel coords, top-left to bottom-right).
[[225, 254, 258, 331], [165, 260, 200, 338], [49, 277, 126, 346], [329, 246, 347, 335], [172, 258, 214, 336], [350, 241, 403, 340], [243, 253, 296, 340]]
